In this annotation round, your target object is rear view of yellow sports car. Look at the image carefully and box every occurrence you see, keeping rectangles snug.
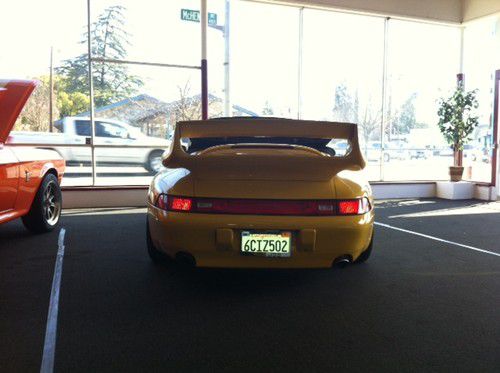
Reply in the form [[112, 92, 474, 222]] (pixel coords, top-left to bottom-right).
[[146, 118, 374, 268]]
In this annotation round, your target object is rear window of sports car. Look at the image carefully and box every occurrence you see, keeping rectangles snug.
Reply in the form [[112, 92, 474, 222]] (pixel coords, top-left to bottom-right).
[[182, 137, 351, 157]]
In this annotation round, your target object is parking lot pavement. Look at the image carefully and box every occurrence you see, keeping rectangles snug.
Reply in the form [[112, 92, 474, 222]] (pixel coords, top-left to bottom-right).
[[375, 199, 500, 254], [0, 199, 499, 372], [0, 220, 59, 372]]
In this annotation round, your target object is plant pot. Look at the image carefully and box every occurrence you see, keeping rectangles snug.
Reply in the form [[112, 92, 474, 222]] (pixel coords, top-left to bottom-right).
[[449, 166, 464, 182]]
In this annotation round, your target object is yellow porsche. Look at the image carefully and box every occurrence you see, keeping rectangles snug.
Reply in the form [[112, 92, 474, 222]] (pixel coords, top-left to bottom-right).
[[146, 118, 374, 268]]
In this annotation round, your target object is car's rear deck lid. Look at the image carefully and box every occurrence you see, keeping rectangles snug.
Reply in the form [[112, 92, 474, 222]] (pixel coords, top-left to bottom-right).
[[0, 80, 37, 143]]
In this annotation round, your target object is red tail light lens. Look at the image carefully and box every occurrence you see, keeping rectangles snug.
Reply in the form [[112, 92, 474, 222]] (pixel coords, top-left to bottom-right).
[[338, 198, 371, 215], [170, 197, 193, 211], [338, 200, 359, 215], [156, 195, 193, 211], [155, 195, 371, 215]]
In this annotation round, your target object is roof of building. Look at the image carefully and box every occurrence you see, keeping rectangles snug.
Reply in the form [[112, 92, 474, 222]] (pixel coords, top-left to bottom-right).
[[66, 93, 259, 122]]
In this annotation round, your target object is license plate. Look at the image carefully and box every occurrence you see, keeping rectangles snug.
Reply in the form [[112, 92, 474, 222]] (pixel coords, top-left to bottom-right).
[[241, 231, 291, 257]]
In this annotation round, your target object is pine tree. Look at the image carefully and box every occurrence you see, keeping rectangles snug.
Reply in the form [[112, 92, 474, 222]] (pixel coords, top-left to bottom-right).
[[57, 5, 143, 108], [393, 93, 417, 135]]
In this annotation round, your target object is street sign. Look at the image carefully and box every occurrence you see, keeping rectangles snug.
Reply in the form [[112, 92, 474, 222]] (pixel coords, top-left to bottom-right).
[[181, 9, 218, 26]]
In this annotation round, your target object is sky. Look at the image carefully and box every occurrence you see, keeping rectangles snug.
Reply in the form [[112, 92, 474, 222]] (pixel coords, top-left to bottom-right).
[[1, 0, 494, 127]]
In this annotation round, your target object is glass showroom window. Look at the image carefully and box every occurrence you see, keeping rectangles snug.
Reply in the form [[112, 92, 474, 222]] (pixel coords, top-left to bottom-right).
[[301, 9, 385, 181], [0, 0, 92, 187], [90, 0, 205, 67], [88, 62, 200, 186], [463, 16, 500, 183], [86, 0, 206, 186], [384, 20, 461, 181], [231, 1, 300, 119]]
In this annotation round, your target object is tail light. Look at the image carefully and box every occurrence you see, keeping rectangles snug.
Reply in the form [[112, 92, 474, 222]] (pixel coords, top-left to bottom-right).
[[156, 195, 193, 211], [338, 198, 371, 215], [155, 195, 371, 216]]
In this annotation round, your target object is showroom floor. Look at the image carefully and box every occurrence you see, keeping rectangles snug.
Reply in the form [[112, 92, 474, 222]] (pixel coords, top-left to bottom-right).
[[1, 199, 499, 372]]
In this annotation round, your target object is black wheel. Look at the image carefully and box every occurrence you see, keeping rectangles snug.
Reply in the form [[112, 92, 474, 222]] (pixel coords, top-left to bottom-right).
[[355, 232, 373, 264], [146, 219, 170, 263], [22, 173, 62, 233], [145, 150, 165, 173]]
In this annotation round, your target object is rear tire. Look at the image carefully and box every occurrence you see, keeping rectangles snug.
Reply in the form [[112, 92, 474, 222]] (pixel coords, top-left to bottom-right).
[[22, 173, 62, 234], [355, 233, 373, 264]]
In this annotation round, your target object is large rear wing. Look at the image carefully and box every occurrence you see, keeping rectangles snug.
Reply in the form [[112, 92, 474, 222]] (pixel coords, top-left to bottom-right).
[[164, 117, 365, 169]]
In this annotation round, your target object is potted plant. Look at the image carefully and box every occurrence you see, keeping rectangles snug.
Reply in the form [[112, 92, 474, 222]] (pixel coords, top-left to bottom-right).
[[437, 82, 479, 181]]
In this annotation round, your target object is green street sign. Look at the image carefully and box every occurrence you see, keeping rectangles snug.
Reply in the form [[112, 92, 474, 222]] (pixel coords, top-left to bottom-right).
[[181, 9, 218, 26]]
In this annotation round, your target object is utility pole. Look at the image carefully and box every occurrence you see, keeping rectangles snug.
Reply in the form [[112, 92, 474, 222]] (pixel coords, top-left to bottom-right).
[[207, 0, 231, 116], [201, 0, 208, 120], [49, 47, 54, 132], [223, 0, 231, 117], [297, 7, 303, 119]]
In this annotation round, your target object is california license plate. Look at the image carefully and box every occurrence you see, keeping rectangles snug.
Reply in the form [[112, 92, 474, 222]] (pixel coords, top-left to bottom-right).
[[241, 231, 292, 257]]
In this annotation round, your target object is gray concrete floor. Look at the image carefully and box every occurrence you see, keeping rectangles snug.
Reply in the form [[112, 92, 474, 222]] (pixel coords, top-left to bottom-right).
[[0, 199, 499, 372]]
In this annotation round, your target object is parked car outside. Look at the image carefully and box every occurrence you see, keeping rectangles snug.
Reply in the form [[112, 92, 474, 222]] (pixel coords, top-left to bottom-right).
[[10, 117, 170, 173], [438, 144, 489, 163], [463, 144, 488, 162], [408, 147, 432, 160], [438, 146, 454, 157], [365, 141, 407, 162]]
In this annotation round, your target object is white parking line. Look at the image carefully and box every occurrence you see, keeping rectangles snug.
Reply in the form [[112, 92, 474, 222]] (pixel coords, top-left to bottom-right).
[[40, 228, 66, 373], [375, 222, 500, 258]]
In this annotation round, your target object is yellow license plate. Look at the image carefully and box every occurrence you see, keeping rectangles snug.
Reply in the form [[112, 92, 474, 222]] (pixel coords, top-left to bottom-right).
[[241, 231, 291, 257]]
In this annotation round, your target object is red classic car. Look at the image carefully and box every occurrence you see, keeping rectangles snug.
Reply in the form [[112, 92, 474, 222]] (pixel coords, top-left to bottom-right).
[[0, 80, 65, 233]]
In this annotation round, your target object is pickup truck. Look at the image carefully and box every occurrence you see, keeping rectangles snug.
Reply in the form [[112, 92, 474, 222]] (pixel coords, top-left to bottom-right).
[[364, 141, 408, 162], [9, 117, 171, 173]]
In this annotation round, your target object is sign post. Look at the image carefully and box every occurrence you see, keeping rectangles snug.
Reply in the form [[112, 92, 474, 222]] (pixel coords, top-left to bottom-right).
[[181, 9, 217, 26], [182, 6, 225, 120], [200, 2, 208, 120]]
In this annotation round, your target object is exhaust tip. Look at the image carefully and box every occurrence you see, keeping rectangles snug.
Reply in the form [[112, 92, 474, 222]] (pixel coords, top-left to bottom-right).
[[333, 255, 352, 268]]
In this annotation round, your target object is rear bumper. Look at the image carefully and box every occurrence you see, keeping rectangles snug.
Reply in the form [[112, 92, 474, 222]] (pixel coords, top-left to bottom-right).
[[147, 204, 374, 268]]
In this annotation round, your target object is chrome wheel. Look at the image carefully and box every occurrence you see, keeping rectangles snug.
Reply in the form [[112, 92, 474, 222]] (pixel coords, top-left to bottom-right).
[[43, 181, 61, 226], [147, 150, 165, 173], [150, 156, 163, 172]]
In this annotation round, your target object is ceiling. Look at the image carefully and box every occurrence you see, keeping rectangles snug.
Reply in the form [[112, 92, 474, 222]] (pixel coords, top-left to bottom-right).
[[259, 0, 500, 24]]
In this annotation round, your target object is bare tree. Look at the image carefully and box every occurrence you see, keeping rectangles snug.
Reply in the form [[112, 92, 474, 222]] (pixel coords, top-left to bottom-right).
[[358, 100, 382, 149], [171, 81, 222, 123], [14, 77, 60, 132], [332, 84, 381, 151]]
